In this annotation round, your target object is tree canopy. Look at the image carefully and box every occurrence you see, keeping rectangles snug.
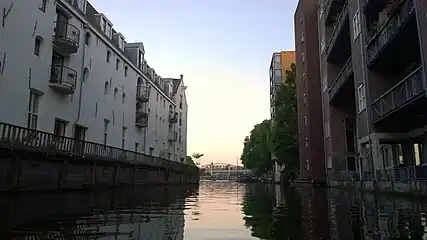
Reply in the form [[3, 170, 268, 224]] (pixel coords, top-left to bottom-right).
[[186, 156, 197, 166], [240, 120, 272, 176], [270, 63, 299, 171], [240, 63, 298, 176]]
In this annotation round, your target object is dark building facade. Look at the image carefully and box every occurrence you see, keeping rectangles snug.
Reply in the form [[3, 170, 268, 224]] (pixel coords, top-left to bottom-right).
[[318, 0, 427, 186], [294, 0, 326, 183]]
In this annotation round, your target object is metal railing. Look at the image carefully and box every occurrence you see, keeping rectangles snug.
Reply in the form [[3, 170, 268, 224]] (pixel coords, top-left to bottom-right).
[[53, 21, 80, 49], [168, 131, 177, 142], [0, 122, 194, 171], [371, 66, 424, 122], [323, 0, 347, 25], [366, 0, 415, 64], [169, 111, 178, 123], [324, 1, 349, 57], [328, 57, 353, 101], [135, 111, 148, 127], [136, 86, 149, 102], [50, 65, 77, 91]]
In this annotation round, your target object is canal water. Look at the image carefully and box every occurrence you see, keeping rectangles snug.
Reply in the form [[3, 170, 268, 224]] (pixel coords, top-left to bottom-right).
[[2, 181, 427, 239]]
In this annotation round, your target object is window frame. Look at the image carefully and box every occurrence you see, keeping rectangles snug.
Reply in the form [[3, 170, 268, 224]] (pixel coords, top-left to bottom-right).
[[27, 91, 41, 130]]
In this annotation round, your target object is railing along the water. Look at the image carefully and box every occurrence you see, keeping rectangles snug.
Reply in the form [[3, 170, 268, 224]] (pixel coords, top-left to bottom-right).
[[0, 122, 196, 173]]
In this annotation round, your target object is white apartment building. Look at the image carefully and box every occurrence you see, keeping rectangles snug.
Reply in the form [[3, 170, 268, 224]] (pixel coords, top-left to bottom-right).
[[0, 0, 188, 162]]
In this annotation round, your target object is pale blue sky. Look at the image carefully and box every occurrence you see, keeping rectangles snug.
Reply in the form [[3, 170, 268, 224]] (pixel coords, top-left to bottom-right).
[[90, 0, 298, 165]]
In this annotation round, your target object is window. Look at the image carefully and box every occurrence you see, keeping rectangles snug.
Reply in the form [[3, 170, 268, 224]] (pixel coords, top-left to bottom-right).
[[305, 137, 309, 148], [327, 156, 333, 169], [135, 142, 139, 153], [357, 84, 366, 112], [106, 24, 112, 38], [54, 119, 67, 137], [27, 91, 40, 129], [85, 32, 91, 46], [116, 59, 120, 70], [322, 70, 328, 92], [100, 18, 106, 32], [149, 147, 154, 155], [122, 93, 126, 104], [114, 88, 119, 98], [34, 37, 42, 56], [124, 66, 128, 77], [301, 32, 304, 43], [320, 38, 325, 52], [106, 50, 111, 62], [352, 10, 361, 41], [306, 159, 310, 171], [302, 72, 307, 83], [83, 67, 89, 82], [303, 93, 308, 104], [121, 126, 127, 149], [304, 116, 308, 126], [302, 53, 305, 63], [104, 81, 109, 95], [138, 50, 144, 70], [76, 0, 86, 12], [103, 119, 109, 145], [39, 0, 47, 11], [274, 55, 281, 64]]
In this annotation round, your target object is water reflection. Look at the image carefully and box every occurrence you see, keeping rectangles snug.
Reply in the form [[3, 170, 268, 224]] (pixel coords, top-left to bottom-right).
[[3, 182, 427, 239]]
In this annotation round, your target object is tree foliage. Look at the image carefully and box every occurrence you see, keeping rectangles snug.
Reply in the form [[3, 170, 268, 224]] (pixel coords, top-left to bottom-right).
[[270, 63, 299, 172], [186, 156, 197, 166], [240, 63, 299, 177], [240, 120, 272, 176]]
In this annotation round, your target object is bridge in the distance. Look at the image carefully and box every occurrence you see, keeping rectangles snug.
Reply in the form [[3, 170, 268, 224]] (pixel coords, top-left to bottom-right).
[[199, 162, 252, 177]]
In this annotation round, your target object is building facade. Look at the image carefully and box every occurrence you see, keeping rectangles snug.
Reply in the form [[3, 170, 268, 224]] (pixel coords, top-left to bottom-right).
[[269, 51, 296, 119], [269, 51, 296, 183], [0, 0, 187, 162], [294, 0, 326, 183], [317, 0, 427, 186]]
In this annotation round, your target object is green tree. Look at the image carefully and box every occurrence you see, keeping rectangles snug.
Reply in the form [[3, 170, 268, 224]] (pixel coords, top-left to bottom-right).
[[270, 63, 299, 174], [240, 120, 272, 176], [186, 156, 197, 166]]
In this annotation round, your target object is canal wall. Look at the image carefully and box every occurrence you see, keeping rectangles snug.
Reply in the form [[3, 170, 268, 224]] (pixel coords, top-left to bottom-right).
[[0, 123, 199, 191]]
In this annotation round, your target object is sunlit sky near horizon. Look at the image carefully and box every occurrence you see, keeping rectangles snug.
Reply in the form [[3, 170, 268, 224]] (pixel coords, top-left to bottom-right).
[[90, 0, 299, 165]]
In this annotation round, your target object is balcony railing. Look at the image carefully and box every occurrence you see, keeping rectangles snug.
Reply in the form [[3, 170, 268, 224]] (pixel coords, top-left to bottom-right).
[[324, 2, 349, 58], [329, 57, 353, 102], [0, 122, 194, 172], [135, 111, 148, 128], [169, 111, 178, 123], [366, 0, 415, 65], [323, 0, 347, 26], [136, 86, 149, 102], [168, 131, 177, 142], [371, 66, 424, 122], [53, 22, 80, 54], [50, 65, 77, 95]]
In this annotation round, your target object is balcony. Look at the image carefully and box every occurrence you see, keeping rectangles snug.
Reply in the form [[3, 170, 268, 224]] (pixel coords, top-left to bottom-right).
[[135, 111, 148, 128], [324, 2, 350, 61], [371, 66, 425, 123], [136, 86, 149, 102], [366, 0, 415, 67], [329, 57, 354, 104], [53, 22, 80, 54], [169, 111, 178, 123], [168, 131, 177, 142], [323, 0, 347, 26], [49, 65, 77, 95]]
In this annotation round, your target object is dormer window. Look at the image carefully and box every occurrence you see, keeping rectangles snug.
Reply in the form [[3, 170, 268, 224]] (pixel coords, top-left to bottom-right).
[[100, 18, 106, 32], [138, 50, 144, 70], [106, 24, 112, 38], [118, 37, 124, 50], [76, 0, 87, 13]]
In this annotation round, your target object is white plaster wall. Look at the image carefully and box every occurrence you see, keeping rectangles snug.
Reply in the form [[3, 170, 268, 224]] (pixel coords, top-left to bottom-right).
[[0, 0, 188, 162]]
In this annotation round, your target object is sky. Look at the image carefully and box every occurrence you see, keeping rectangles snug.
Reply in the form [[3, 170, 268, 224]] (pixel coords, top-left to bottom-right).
[[90, 0, 298, 165]]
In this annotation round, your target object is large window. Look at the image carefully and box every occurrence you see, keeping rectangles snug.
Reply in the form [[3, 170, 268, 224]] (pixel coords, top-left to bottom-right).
[[103, 119, 109, 145], [352, 10, 361, 41], [27, 91, 40, 129]]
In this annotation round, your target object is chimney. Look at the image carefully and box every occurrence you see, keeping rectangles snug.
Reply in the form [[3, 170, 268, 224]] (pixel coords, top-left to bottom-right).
[[180, 74, 183, 80]]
